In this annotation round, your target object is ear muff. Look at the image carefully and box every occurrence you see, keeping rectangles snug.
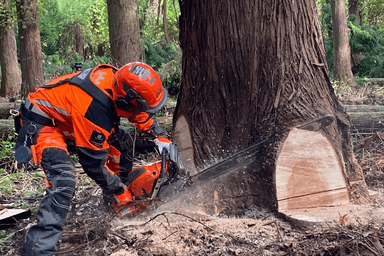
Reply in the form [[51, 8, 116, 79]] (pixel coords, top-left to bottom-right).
[[115, 89, 137, 111], [115, 88, 152, 117]]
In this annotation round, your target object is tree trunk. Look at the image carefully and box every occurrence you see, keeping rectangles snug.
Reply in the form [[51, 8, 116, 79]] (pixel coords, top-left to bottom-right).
[[107, 0, 142, 67], [331, 0, 357, 86], [0, 0, 21, 98], [348, 0, 361, 25], [16, 0, 44, 97], [174, 0, 369, 215], [74, 22, 84, 57], [162, 0, 170, 44]]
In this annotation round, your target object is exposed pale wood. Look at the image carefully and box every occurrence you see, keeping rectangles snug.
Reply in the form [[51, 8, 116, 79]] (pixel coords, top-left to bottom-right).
[[276, 128, 349, 211], [173, 115, 197, 175], [0, 208, 31, 225], [278, 188, 350, 210]]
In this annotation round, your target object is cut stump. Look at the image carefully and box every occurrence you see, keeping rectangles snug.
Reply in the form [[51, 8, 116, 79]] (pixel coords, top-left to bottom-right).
[[276, 128, 350, 211]]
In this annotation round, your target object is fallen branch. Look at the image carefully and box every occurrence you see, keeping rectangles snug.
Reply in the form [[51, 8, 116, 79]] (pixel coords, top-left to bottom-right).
[[142, 211, 213, 231]]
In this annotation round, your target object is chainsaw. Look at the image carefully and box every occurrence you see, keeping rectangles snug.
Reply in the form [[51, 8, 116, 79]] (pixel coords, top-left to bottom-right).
[[113, 142, 181, 217], [114, 114, 335, 217]]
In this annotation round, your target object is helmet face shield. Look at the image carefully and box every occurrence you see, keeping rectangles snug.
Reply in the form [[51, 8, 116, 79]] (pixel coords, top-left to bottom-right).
[[114, 62, 167, 117]]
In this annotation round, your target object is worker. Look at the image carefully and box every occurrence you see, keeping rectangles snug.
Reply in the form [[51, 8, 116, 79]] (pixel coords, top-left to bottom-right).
[[14, 62, 170, 255]]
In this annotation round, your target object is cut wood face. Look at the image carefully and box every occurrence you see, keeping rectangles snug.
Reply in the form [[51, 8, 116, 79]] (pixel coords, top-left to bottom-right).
[[276, 128, 350, 211], [173, 115, 198, 175]]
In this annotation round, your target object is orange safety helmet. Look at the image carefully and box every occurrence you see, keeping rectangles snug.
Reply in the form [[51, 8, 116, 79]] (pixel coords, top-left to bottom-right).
[[114, 62, 167, 118]]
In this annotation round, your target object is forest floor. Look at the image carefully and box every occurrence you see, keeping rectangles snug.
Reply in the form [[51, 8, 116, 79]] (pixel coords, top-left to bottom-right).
[[2, 83, 384, 256]]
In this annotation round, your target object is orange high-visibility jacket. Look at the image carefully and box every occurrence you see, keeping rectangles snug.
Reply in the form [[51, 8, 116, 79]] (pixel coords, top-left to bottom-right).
[[27, 64, 155, 189]]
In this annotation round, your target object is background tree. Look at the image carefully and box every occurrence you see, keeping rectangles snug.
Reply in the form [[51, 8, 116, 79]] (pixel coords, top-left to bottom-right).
[[0, 0, 20, 97], [349, 0, 361, 25], [174, 0, 369, 213], [16, 0, 44, 95], [107, 0, 142, 67], [331, 0, 357, 86]]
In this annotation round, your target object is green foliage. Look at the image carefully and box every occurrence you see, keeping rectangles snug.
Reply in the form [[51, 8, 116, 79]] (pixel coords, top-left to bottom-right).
[[0, 1, 17, 28], [38, 0, 182, 83], [0, 230, 15, 250], [39, 0, 63, 55], [319, 1, 384, 78], [0, 132, 16, 158], [363, 0, 384, 27], [324, 37, 334, 76], [0, 167, 45, 197], [0, 173, 14, 194], [84, 0, 109, 58], [139, 0, 180, 43], [39, 0, 109, 59], [43, 53, 109, 81], [143, 39, 176, 70], [320, 2, 332, 37], [157, 45, 182, 89], [349, 22, 381, 54], [0, 140, 15, 158], [356, 55, 384, 77], [349, 21, 384, 78]]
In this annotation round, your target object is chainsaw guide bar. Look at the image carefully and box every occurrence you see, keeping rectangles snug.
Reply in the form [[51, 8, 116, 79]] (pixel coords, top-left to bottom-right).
[[188, 114, 335, 184]]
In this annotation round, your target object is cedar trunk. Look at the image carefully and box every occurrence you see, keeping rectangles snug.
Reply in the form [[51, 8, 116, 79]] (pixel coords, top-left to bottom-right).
[[0, 0, 21, 98], [331, 0, 356, 86], [174, 0, 369, 214], [107, 0, 142, 67], [16, 0, 44, 96]]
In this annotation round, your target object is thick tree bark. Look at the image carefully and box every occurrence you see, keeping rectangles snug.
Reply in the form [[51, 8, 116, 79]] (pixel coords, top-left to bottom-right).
[[348, 0, 361, 25], [331, 0, 357, 86], [174, 0, 369, 214], [107, 0, 142, 67], [16, 0, 44, 96], [0, 0, 21, 98]]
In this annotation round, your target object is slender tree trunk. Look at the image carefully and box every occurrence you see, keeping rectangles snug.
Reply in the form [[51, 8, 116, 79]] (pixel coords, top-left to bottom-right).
[[162, 0, 170, 44], [331, 0, 357, 86], [0, 0, 21, 98], [16, 0, 44, 96], [107, 0, 142, 67], [74, 22, 84, 57], [174, 0, 368, 215], [348, 0, 361, 25]]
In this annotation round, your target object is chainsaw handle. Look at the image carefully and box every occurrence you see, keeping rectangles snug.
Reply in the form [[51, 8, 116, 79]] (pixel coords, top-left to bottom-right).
[[160, 148, 167, 179], [151, 148, 167, 200]]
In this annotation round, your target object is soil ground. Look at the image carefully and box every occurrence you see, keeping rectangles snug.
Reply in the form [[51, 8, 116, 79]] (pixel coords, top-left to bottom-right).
[[2, 85, 384, 256]]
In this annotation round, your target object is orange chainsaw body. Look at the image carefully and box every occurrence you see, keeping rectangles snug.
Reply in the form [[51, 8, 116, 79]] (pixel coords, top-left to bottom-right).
[[115, 144, 179, 217], [128, 160, 168, 198]]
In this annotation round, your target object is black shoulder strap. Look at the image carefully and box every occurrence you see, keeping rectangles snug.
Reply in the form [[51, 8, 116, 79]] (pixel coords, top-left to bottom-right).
[[42, 65, 116, 112], [70, 68, 114, 111]]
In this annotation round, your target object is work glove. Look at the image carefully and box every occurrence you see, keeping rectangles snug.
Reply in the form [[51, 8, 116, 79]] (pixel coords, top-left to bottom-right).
[[113, 186, 133, 207], [154, 137, 179, 163]]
